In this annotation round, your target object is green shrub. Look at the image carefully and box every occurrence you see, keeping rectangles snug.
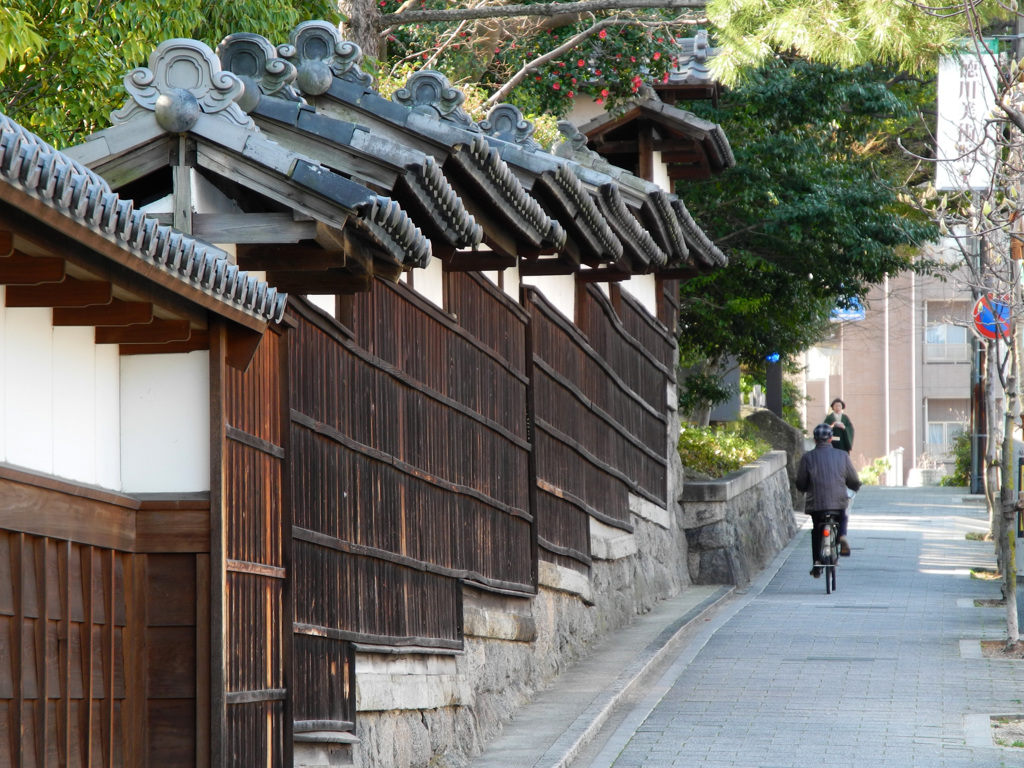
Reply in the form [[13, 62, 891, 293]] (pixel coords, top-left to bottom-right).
[[858, 456, 890, 485], [938, 430, 971, 487], [678, 422, 772, 478]]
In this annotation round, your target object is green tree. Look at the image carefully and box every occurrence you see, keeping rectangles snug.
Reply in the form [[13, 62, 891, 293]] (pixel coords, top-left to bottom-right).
[[0, 1, 338, 146], [677, 60, 939, 370]]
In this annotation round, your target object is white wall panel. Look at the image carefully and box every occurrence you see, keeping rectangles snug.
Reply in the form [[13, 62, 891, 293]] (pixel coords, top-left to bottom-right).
[[522, 273, 575, 321], [121, 351, 210, 493], [94, 344, 121, 489], [621, 274, 658, 317], [6, 307, 53, 473], [52, 325, 96, 483], [416, 257, 445, 308]]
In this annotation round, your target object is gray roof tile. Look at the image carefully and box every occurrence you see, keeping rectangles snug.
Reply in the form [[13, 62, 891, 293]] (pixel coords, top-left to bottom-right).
[[0, 113, 287, 323]]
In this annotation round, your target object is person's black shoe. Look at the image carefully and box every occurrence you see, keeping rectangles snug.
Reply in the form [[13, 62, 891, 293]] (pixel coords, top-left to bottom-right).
[[810, 563, 822, 578], [839, 536, 851, 556]]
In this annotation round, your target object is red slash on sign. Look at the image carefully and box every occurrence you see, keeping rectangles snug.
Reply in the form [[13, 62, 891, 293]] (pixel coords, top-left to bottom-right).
[[973, 294, 1011, 340]]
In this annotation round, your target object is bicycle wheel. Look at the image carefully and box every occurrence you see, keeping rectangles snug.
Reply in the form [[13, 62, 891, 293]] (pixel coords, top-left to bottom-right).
[[823, 522, 837, 594], [829, 524, 837, 593]]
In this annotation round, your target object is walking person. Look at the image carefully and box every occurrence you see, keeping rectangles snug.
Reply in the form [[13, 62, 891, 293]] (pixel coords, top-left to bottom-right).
[[796, 423, 862, 577], [824, 397, 854, 452]]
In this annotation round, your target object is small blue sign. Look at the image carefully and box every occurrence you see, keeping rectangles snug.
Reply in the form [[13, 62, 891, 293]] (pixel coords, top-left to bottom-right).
[[832, 297, 865, 322]]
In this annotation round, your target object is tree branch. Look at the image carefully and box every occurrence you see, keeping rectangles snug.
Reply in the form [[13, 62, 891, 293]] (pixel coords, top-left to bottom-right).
[[379, 0, 705, 28], [484, 17, 629, 106]]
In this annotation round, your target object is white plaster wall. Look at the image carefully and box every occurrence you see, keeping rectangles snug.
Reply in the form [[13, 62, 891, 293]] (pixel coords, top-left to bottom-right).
[[306, 295, 336, 316], [652, 150, 673, 193], [521, 273, 575, 321], [120, 352, 210, 493], [1, 301, 123, 488], [620, 274, 658, 316], [415, 257, 445, 308], [53, 325, 97, 482], [6, 306, 54, 474]]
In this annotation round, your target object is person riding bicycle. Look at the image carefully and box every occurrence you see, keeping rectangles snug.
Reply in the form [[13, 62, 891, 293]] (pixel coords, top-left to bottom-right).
[[796, 423, 862, 578]]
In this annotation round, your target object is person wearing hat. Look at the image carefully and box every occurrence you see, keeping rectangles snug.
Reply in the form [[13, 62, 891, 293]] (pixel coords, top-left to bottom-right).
[[796, 423, 862, 577], [824, 398, 854, 453]]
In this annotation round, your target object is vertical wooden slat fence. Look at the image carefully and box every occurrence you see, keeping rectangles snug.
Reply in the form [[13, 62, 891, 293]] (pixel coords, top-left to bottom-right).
[[526, 285, 672, 572], [215, 326, 291, 768], [286, 273, 533, 734], [0, 532, 132, 768]]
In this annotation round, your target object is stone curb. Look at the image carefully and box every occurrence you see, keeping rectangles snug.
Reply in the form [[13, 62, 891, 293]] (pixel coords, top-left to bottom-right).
[[534, 585, 734, 768]]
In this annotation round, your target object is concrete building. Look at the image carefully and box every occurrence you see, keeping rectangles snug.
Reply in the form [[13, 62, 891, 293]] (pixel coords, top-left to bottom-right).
[[802, 240, 973, 485]]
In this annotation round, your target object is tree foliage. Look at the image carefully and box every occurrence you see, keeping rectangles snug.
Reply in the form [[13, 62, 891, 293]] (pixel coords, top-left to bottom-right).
[[678, 60, 939, 368], [0, 1, 339, 146], [704, 0, 969, 85]]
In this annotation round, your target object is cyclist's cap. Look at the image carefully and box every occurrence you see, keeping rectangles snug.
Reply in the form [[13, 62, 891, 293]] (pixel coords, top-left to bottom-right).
[[813, 423, 833, 443]]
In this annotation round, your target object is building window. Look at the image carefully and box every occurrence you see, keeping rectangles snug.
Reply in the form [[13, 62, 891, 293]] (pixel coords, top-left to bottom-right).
[[925, 421, 965, 460], [925, 301, 971, 362]]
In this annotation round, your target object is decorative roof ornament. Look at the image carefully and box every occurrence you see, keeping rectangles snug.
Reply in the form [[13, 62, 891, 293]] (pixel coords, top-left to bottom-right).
[[217, 33, 301, 111], [112, 38, 252, 132], [479, 104, 541, 152], [279, 21, 373, 96], [554, 120, 591, 158], [392, 71, 481, 133]]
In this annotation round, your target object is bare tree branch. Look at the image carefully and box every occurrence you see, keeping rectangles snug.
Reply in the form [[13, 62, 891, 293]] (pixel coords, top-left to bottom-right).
[[379, 0, 704, 28], [485, 16, 632, 105]]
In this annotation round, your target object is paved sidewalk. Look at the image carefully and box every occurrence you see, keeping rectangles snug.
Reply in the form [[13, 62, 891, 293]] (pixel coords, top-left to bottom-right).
[[466, 584, 733, 768], [583, 486, 1024, 768]]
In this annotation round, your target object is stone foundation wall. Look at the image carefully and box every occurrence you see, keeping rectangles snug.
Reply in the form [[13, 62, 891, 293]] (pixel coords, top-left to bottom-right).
[[681, 451, 797, 585], [300, 412, 793, 768]]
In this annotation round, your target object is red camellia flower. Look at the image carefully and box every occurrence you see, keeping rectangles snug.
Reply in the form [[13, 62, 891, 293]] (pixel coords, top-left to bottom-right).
[[577, 59, 585, 67], [601, 88, 609, 97], [598, 29, 607, 39], [567, 91, 574, 97], [663, 72, 670, 83], [595, 69, 602, 76], [553, 83, 561, 90], [596, 97, 604, 104], [653, 52, 661, 60]]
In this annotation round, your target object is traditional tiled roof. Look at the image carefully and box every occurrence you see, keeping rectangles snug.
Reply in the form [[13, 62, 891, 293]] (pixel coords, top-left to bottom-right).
[[596, 184, 667, 270], [671, 198, 727, 267], [224, 60, 483, 251], [70, 37, 433, 270], [666, 30, 717, 87], [0, 113, 287, 323]]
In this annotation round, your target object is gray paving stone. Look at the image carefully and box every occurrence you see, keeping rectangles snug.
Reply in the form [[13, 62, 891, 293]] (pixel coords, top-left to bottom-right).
[[579, 487, 1024, 768]]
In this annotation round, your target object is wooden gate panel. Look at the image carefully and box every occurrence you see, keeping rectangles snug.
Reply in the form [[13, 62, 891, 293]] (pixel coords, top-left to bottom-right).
[[215, 326, 290, 768]]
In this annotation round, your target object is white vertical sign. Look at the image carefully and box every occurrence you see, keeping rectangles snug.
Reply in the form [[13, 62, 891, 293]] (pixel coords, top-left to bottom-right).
[[936, 47, 998, 191]]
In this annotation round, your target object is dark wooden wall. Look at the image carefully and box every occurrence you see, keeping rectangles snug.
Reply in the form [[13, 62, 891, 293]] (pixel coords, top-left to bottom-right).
[[526, 285, 673, 572], [286, 274, 534, 739], [0, 473, 210, 768], [213, 325, 291, 768]]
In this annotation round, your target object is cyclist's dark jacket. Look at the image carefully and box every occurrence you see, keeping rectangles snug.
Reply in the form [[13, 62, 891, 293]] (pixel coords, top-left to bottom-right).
[[795, 442, 862, 512]]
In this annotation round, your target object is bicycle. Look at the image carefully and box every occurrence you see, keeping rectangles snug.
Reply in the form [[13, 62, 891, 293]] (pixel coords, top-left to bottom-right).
[[818, 511, 842, 594]]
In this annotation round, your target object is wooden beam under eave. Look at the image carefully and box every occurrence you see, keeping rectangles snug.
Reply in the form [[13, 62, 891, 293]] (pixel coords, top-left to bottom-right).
[[6, 278, 112, 308], [518, 259, 579, 277], [446, 252, 517, 272], [0, 231, 12, 257], [117, 331, 211, 357], [656, 266, 701, 280], [236, 244, 348, 271], [576, 269, 631, 283], [95, 319, 192, 345], [266, 269, 373, 295], [223, 324, 265, 372], [0, 253, 66, 284], [53, 300, 154, 327], [193, 213, 319, 244]]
